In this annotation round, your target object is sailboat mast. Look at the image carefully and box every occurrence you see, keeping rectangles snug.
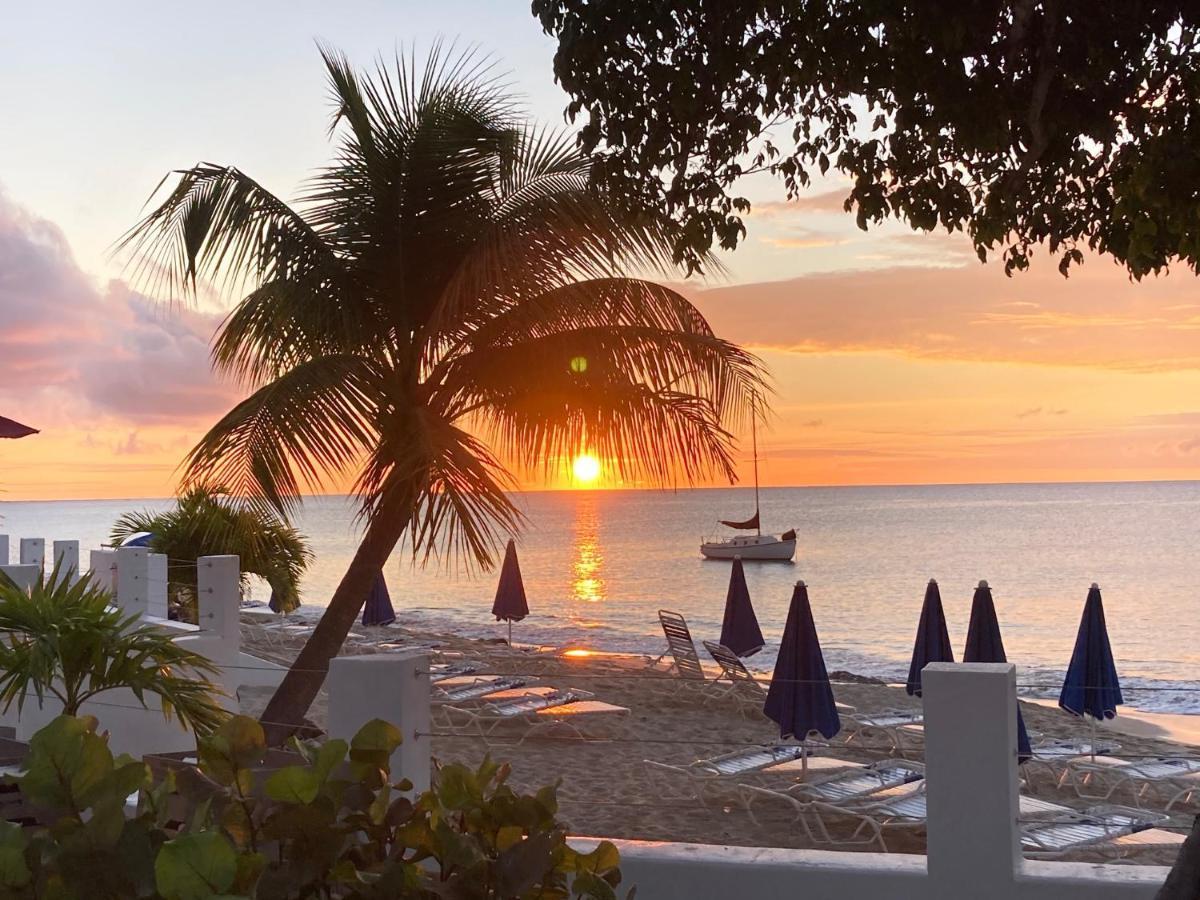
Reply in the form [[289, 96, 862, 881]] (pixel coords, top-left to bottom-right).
[[751, 400, 761, 536]]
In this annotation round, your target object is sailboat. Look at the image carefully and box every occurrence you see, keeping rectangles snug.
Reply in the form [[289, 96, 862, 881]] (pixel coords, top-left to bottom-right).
[[700, 405, 796, 561]]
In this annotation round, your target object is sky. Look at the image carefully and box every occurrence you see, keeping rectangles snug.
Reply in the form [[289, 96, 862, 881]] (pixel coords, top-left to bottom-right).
[[2, 1, 1200, 500]]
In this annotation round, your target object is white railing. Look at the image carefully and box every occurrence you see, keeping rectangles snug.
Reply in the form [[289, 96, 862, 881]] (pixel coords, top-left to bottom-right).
[[325, 656, 1174, 899]]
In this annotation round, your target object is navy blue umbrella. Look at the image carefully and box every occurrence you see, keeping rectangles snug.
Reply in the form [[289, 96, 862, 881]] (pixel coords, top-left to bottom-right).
[[719, 557, 765, 657], [268, 587, 282, 613], [491, 538, 529, 645], [906, 578, 954, 697], [763, 581, 841, 740], [120, 531, 154, 548], [361, 573, 396, 627], [964, 580, 1031, 759], [1059, 583, 1122, 721]]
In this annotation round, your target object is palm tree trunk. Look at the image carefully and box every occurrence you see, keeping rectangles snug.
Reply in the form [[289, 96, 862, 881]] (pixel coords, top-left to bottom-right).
[[258, 498, 410, 745]]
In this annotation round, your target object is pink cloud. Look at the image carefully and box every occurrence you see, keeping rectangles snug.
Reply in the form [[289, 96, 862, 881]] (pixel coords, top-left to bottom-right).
[[0, 191, 240, 427]]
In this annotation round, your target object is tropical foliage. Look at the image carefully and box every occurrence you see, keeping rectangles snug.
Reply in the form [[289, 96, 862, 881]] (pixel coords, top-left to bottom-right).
[[534, 1, 1200, 278], [111, 485, 312, 616], [119, 44, 764, 738], [0, 565, 227, 736], [0, 714, 627, 899]]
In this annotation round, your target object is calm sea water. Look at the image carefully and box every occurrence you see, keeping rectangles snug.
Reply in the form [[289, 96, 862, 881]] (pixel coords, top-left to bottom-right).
[[3, 482, 1198, 712]]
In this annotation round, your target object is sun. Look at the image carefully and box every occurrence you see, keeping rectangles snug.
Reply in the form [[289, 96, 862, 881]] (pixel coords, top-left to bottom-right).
[[572, 453, 601, 484]]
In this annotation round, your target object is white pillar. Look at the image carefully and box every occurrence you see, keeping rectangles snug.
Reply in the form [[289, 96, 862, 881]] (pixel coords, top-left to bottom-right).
[[0, 565, 38, 592], [19, 538, 45, 573], [923, 662, 1020, 898], [88, 549, 119, 595], [147, 553, 169, 619], [116, 546, 150, 617], [327, 652, 431, 796], [52, 540, 80, 585], [0, 535, 8, 565], [197, 555, 240, 644]]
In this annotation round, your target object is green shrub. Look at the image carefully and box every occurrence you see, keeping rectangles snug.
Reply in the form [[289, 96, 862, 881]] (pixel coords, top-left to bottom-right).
[[0, 715, 629, 899]]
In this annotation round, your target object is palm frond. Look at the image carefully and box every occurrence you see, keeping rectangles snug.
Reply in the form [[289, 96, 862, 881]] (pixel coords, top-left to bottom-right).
[[182, 357, 379, 516]]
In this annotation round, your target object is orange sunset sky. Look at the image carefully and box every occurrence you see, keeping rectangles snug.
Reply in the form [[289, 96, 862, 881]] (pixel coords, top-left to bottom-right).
[[3, 3, 1200, 500]]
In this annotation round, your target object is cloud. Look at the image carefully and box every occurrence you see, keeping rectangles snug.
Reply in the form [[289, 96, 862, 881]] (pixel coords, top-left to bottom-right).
[[748, 190, 851, 217], [760, 227, 847, 250], [0, 191, 239, 428], [801, 419, 824, 428], [1015, 407, 1068, 419], [686, 256, 1200, 371]]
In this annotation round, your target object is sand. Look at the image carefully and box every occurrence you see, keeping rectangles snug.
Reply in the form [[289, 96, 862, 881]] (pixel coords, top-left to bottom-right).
[[238, 619, 1196, 865]]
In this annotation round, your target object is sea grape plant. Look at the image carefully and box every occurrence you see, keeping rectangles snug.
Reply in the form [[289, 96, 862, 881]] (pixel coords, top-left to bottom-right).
[[0, 714, 629, 899]]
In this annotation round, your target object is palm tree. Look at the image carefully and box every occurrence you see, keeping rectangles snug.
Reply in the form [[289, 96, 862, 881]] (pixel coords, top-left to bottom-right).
[[119, 45, 765, 741], [110, 484, 311, 616], [0, 564, 228, 735]]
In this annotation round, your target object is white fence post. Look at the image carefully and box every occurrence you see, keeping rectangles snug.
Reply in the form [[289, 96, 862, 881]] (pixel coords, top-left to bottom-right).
[[147, 553, 169, 618], [0, 565, 38, 592], [923, 662, 1021, 898], [0, 535, 8, 565], [327, 652, 431, 796], [88, 548, 119, 594], [19, 538, 45, 573], [197, 555, 240, 644], [52, 540, 80, 585], [116, 546, 150, 617]]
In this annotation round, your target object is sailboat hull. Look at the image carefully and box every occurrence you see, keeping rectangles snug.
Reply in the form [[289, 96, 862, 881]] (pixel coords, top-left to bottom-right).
[[700, 534, 797, 561]]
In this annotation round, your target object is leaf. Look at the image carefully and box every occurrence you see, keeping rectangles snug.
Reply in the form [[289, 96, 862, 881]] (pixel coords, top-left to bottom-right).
[[264, 766, 322, 805], [20, 715, 114, 810], [0, 821, 31, 888], [496, 825, 523, 852], [155, 832, 238, 900]]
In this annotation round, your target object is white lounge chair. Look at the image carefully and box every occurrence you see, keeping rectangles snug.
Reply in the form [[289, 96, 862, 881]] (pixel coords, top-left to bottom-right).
[[1020, 804, 1172, 859], [838, 788, 1179, 858], [441, 686, 629, 746], [643, 743, 850, 803], [1063, 756, 1200, 811], [1022, 737, 1122, 790], [740, 760, 924, 826], [843, 708, 925, 755], [649, 610, 708, 692], [701, 641, 769, 716]]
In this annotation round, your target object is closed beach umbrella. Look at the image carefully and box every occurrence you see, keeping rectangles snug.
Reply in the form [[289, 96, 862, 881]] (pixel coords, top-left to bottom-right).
[[491, 538, 528, 645], [719, 556, 764, 657], [361, 573, 396, 626], [906, 578, 954, 697], [964, 580, 1031, 759], [0, 416, 38, 439], [763, 580, 841, 741], [1059, 583, 1122, 720]]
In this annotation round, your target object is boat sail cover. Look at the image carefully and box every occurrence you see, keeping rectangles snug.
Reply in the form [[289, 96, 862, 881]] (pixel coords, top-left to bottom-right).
[[719, 511, 760, 530]]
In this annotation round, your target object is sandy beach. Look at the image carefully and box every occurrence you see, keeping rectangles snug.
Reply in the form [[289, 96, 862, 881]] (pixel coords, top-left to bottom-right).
[[239, 620, 1196, 865]]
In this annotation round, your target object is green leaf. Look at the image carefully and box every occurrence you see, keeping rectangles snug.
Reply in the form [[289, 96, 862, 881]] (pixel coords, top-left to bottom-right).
[[155, 832, 238, 900], [0, 821, 31, 888], [20, 715, 114, 810], [264, 766, 321, 805], [349, 719, 401, 772], [496, 825, 523, 852]]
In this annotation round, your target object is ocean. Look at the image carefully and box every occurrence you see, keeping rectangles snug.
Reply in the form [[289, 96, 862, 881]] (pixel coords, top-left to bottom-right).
[[2, 481, 1198, 713]]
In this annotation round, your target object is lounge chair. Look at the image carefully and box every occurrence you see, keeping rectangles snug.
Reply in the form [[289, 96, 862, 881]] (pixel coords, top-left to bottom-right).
[[1020, 804, 1172, 859], [441, 686, 630, 747], [643, 743, 849, 803], [739, 760, 924, 826], [1022, 737, 1122, 790], [648, 610, 707, 691], [850, 787, 1179, 858], [1063, 756, 1200, 811], [434, 675, 526, 703], [701, 641, 769, 715], [843, 708, 925, 756]]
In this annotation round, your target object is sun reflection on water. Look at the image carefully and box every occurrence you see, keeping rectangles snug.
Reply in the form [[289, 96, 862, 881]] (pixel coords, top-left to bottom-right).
[[571, 494, 606, 603]]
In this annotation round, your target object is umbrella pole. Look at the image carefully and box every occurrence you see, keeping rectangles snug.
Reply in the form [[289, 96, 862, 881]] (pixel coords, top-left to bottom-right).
[[1090, 715, 1097, 762], [508, 620, 513, 647]]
